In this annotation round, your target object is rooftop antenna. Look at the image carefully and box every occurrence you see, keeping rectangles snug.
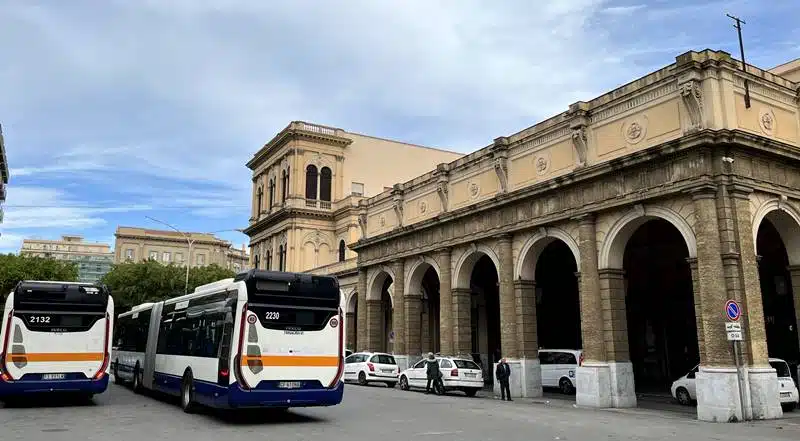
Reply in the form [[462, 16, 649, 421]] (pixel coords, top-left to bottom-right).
[[727, 13, 751, 108]]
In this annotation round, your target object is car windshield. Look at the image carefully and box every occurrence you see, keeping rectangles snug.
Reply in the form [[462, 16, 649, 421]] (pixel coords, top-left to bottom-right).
[[454, 360, 481, 370], [770, 361, 791, 378]]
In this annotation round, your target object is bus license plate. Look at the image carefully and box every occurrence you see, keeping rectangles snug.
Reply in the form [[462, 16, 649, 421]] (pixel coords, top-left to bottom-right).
[[42, 373, 66, 380], [278, 381, 301, 389]]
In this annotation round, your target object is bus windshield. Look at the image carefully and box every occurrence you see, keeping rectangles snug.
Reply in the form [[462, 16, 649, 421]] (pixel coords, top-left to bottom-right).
[[12, 281, 110, 333]]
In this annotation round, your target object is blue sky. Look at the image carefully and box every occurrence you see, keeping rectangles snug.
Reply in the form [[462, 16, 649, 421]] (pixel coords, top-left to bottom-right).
[[1, 0, 798, 254]]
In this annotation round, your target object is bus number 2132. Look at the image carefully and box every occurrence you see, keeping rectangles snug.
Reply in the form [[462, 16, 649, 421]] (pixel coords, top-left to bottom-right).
[[29, 316, 52, 324]]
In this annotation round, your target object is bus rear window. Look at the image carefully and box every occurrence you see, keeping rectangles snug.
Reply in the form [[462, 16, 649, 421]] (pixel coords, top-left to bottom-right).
[[13, 282, 109, 313], [15, 311, 105, 333], [247, 304, 336, 332]]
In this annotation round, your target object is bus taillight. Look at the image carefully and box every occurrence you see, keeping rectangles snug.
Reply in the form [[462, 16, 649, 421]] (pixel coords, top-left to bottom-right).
[[1, 310, 15, 382], [235, 303, 251, 390], [93, 312, 111, 380], [328, 307, 345, 388]]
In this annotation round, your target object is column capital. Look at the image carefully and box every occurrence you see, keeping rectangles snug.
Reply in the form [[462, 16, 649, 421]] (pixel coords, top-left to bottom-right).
[[598, 268, 626, 278], [493, 232, 513, 241], [451, 287, 472, 296], [787, 264, 800, 272], [513, 279, 536, 288], [436, 247, 452, 255], [684, 183, 718, 200], [365, 298, 382, 305], [571, 213, 597, 225], [404, 292, 422, 300], [728, 184, 754, 200], [685, 257, 698, 268]]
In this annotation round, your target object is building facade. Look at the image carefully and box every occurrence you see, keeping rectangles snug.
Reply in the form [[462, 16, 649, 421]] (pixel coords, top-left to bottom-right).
[[20, 235, 114, 283], [243, 121, 463, 308], [344, 50, 800, 423], [114, 226, 249, 272], [0, 124, 8, 226]]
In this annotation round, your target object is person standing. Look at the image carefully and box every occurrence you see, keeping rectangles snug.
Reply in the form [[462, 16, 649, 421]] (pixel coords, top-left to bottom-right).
[[495, 357, 512, 401], [425, 352, 440, 394]]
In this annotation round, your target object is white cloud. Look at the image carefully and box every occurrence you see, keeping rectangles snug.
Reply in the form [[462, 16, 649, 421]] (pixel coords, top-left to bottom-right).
[[0, 232, 25, 254]]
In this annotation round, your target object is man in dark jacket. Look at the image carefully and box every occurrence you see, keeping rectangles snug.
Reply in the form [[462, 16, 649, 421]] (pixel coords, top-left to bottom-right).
[[425, 352, 440, 394], [495, 358, 512, 401]]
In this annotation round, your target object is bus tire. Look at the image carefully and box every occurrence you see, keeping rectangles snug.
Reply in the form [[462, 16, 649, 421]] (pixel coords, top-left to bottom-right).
[[181, 371, 197, 414], [132, 364, 143, 393]]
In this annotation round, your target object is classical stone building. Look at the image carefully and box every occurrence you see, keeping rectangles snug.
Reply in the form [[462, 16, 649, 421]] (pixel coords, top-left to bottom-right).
[[0, 124, 8, 227], [346, 50, 800, 423], [20, 235, 114, 283], [114, 226, 249, 272], [243, 121, 463, 339]]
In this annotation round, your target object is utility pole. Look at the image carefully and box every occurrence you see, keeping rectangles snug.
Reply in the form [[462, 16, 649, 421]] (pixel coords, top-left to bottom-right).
[[727, 13, 751, 108]]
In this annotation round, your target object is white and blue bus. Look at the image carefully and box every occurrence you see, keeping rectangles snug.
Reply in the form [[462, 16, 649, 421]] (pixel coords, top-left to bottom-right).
[[0, 281, 114, 399], [111, 270, 345, 412]]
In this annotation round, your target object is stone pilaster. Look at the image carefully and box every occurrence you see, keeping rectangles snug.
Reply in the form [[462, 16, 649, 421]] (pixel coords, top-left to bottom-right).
[[356, 268, 368, 352], [438, 248, 453, 356], [497, 234, 518, 359], [365, 299, 382, 352], [513, 279, 538, 358], [789, 266, 800, 343], [392, 259, 406, 355], [598, 269, 629, 362], [451, 287, 472, 358], [686, 258, 706, 363], [576, 214, 605, 362], [405, 293, 422, 357], [728, 185, 769, 366], [346, 312, 356, 350]]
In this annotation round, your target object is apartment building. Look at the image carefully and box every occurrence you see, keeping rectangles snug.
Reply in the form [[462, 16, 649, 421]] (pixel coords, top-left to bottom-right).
[[20, 235, 114, 283]]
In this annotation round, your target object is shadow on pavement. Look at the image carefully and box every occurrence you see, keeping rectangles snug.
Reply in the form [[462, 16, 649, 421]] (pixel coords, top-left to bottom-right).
[[204, 408, 329, 426], [1, 393, 98, 409]]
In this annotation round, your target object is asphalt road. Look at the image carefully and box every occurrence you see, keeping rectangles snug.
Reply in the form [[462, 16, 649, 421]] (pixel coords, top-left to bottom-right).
[[2, 381, 799, 441]]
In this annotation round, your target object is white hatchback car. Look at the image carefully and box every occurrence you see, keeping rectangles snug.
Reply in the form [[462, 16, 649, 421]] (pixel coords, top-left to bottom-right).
[[398, 356, 484, 397], [671, 358, 799, 410], [344, 352, 399, 388]]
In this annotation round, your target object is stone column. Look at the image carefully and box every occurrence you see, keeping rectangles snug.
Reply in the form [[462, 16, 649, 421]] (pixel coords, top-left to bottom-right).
[[356, 268, 368, 352], [514, 279, 542, 398], [576, 215, 605, 363], [438, 248, 453, 356], [789, 266, 800, 348], [452, 287, 472, 358], [497, 234, 518, 359], [346, 312, 356, 350], [392, 259, 406, 356], [598, 269, 629, 362], [686, 258, 706, 363], [365, 299, 383, 352], [405, 293, 423, 360]]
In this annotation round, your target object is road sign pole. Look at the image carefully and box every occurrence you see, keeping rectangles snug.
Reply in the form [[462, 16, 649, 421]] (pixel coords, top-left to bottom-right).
[[732, 339, 748, 421], [724, 299, 748, 421]]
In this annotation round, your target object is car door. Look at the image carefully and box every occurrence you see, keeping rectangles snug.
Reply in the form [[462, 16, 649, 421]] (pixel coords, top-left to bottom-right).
[[409, 359, 428, 388], [685, 365, 699, 398], [555, 352, 578, 385], [344, 354, 358, 381], [538, 351, 555, 387], [440, 359, 454, 383]]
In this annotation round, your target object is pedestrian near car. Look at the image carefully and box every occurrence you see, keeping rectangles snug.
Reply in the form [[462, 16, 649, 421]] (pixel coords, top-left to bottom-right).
[[496, 357, 512, 401], [425, 352, 440, 394]]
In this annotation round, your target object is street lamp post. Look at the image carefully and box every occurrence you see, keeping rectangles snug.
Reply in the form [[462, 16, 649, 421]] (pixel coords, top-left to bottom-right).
[[145, 216, 195, 295]]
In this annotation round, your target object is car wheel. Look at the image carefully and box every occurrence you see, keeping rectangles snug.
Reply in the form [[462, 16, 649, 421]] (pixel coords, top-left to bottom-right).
[[559, 378, 574, 395], [358, 371, 367, 386], [181, 372, 197, 414], [399, 375, 410, 391], [676, 387, 692, 406]]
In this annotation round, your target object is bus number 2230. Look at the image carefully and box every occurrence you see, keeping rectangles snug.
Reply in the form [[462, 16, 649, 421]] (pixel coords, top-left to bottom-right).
[[264, 311, 280, 320]]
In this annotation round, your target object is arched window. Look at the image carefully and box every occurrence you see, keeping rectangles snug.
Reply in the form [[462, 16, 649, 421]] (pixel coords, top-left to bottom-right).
[[320, 167, 332, 202], [268, 178, 275, 209], [305, 165, 318, 200], [253, 253, 260, 270], [278, 245, 286, 271], [266, 250, 272, 270], [256, 187, 263, 215], [281, 169, 288, 203], [338, 240, 346, 262]]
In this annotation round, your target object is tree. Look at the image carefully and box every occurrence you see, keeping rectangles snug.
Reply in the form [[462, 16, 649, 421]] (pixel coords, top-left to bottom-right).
[[0, 253, 80, 297], [100, 260, 236, 312]]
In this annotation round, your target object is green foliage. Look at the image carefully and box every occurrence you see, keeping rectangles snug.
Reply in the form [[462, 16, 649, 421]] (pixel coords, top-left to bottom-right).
[[100, 260, 236, 312], [0, 253, 80, 297]]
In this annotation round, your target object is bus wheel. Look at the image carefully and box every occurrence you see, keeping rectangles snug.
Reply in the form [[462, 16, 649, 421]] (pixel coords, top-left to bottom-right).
[[181, 372, 197, 414], [113, 361, 124, 385]]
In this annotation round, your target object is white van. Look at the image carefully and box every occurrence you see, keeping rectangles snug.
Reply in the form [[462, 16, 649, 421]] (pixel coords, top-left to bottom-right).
[[538, 349, 584, 394]]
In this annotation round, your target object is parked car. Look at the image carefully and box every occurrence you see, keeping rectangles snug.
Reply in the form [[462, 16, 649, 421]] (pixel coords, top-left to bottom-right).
[[344, 352, 399, 388], [398, 356, 483, 397], [671, 358, 799, 410], [538, 349, 584, 394]]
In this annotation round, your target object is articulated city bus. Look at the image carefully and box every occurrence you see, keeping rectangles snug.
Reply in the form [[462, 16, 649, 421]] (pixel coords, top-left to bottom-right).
[[0, 281, 115, 400], [112, 269, 345, 412]]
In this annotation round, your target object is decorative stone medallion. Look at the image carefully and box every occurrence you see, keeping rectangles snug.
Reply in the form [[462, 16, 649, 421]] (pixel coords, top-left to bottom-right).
[[418, 200, 428, 214], [468, 181, 480, 199], [758, 107, 776, 135], [623, 118, 647, 144], [535, 154, 549, 176]]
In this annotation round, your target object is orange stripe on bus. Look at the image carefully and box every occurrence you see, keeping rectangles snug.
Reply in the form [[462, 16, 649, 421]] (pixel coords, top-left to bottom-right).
[[5, 352, 105, 362], [241, 355, 340, 367]]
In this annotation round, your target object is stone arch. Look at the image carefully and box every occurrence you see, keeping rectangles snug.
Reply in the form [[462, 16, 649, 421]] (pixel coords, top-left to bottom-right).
[[752, 198, 800, 265], [367, 266, 396, 307], [599, 205, 698, 269], [453, 243, 501, 289], [515, 226, 581, 280], [405, 256, 442, 294], [345, 289, 358, 313]]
